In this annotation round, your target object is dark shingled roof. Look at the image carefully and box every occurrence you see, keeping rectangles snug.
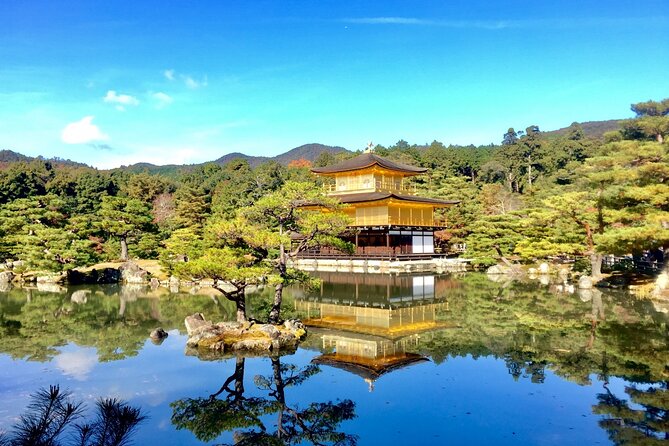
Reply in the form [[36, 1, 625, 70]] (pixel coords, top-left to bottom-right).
[[335, 192, 459, 207], [311, 152, 427, 175]]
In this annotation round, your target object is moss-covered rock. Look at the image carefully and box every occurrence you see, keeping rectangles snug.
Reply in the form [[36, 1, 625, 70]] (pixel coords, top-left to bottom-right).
[[184, 314, 307, 356]]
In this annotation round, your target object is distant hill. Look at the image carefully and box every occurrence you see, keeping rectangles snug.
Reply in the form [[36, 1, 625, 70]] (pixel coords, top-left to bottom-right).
[[112, 143, 350, 175], [116, 162, 187, 176], [543, 119, 625, 140], [0, 144, 350, 175], [273, 143, 349, 165], [212, 144, 348, 168], [0, 149, 90, 169], [0, 149, 32, 164], [212, 152, 270, 168]]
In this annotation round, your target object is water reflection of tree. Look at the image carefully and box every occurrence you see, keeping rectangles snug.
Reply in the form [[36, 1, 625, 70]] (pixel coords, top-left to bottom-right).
[[171, 356, 357, 445], [412, 274, 668, 385], [0, 385, 145, 446], [593, 382, 669, 444], [386, 273, 668, 442], [0, 285, 236, 362]]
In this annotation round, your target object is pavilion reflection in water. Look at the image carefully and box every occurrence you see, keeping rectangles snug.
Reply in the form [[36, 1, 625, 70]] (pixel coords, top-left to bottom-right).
[[295, 272, 456, 390]]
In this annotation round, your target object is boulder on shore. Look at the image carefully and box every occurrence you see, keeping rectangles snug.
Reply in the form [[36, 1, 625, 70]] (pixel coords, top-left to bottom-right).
[[119, 261, 149, 284], [0, 271, 14, 283], [67, 268, 121, 284], [653, 272, 669, 298], [486, 263, 524, 276], [538, 263, 550, 274], [578, 276, 594, 289], [184, 313, 307, 355]]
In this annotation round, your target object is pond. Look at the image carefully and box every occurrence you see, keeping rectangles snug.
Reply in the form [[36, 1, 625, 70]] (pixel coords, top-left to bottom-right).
[[0, 273, 667, 445]]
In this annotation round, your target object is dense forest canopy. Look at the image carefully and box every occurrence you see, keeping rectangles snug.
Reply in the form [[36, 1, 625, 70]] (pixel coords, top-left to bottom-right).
[[0, 99, 667, 277]]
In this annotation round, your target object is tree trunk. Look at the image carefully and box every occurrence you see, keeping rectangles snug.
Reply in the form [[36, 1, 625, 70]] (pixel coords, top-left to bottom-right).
[[214, 286, 248, 323], [210, 356, 245, 400], [271, 358, 286, 438], [591, 253, 603, 279], [234, 356, 245, 396], [120, 236, 129, 261], [269, 227, 286, 324], [269, 281, 283, 324], [657, 133, 664, 144], [235, 295, 248, 323]]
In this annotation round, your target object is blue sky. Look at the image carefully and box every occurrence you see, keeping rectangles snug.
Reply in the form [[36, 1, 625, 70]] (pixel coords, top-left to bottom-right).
[[1, 0, 667, 168]]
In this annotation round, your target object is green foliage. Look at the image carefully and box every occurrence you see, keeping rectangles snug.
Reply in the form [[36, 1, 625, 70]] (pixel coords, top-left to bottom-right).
[[237, 181, 353, 309], [0, 385, 145, 446], [123, 172, 172, 202], [98, 196, 155, 261], [572, 257, 592, 274], [176, 247, 270, 289], [0, 286, 237, 362], [159, 228, 205, 272], [0, 195, 96, 272], [171, 357, 357, 445], [174, 186, 210, 229], [0, 96, 666, 272]]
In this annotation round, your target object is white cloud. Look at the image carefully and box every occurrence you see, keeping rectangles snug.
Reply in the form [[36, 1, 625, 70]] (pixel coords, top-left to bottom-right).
[[163, 69, 208, 89], [61, 116, 109, 144], [342, 16, 669, 30], [152, 92, 173, 108], [103, 90, 139, 110], [343, 17, 512, 29], [183, 74, 208, 89], [55, 348, 97, 381]]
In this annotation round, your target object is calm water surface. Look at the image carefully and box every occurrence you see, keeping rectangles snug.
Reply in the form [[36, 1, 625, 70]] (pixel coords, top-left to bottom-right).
[[0, 273, 667, 445]]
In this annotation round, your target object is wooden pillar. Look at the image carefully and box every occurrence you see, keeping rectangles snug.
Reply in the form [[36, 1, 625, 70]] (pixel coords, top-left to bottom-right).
[[355, 231, 359, 254], [386, 231, 390, 255]]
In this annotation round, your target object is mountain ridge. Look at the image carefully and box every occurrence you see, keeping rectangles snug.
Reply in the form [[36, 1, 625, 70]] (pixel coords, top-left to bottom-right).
[[0, 119, 627, 172]]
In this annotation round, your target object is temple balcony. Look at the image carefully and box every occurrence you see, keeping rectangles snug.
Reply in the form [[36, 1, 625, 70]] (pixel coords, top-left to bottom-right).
[[324, 178, 417, 196], [349, 214, 446, 228]]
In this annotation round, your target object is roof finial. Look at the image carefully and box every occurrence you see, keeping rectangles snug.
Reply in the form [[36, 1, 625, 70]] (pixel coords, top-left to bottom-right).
[[365, 141, 374, 153]]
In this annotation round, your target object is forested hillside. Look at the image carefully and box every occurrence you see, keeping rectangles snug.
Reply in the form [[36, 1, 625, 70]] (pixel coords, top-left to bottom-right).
[[0, 99, 667, 278], [112, 143, 348, 176]]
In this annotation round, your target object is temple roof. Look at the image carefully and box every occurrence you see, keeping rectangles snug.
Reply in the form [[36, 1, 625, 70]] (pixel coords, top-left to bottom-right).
[[312, 353, 428, 381], [311, 153, 427, 175], [335, 192, 459, 206]]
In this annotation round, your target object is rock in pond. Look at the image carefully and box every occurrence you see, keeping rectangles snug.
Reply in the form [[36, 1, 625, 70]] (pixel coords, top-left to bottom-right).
[[71, 289, 91, 304], [184, 314, 307, 355], [150, 327, 169, 344]]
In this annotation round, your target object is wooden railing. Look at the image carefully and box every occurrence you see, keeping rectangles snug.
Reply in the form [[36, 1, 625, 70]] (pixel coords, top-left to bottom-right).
[[296, 247, 441, 261], [348, 216, 447, 227], [325, 180, 417, 195]]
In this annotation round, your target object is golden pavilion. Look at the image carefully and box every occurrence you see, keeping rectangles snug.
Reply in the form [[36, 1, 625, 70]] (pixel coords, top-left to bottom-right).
[[309, 152, 459, 258], [296, 272, 455, 391]]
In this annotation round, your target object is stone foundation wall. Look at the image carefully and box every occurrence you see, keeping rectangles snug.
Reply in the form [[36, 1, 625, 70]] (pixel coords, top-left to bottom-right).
[[291, 257, 469, 274]]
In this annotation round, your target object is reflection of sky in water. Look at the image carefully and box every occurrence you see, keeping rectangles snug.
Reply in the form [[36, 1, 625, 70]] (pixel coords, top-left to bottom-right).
[[0, 333, 620, 445], [54, 346, 97, 381], [0, 276, 665, 445]]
